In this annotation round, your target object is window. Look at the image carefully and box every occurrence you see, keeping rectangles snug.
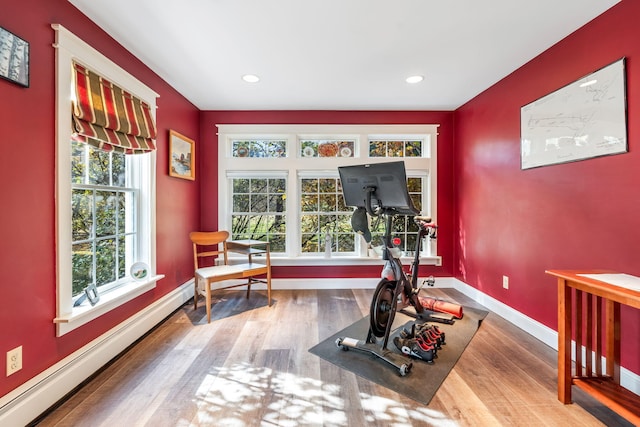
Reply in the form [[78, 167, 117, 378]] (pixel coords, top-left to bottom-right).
[[218, 125, 439, 265], [71, 143, 138, 297], [299, 175, 352, 254], [53, 24, 162, 336], [230, 174, 287, 252]]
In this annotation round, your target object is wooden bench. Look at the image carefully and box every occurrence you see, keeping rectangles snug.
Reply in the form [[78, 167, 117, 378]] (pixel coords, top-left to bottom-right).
[[190, 231, 271, 323]]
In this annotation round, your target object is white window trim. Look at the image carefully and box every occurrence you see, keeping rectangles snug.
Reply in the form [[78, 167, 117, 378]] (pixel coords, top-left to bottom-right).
[[217, 124, 440, 266], [52, 24, 163, 336]]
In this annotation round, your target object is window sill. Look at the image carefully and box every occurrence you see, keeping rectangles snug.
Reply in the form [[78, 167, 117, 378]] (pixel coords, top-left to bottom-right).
[[244, 255, 442, 267], [54, 274, 165, 336]]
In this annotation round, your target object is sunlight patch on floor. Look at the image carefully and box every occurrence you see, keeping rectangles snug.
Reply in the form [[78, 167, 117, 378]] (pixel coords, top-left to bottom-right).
[[190, 362, 455, 426]]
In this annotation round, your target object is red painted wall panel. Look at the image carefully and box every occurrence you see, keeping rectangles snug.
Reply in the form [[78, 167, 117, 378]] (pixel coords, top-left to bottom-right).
[[199, 110, 455, 279], [0, 0, 200, 397], [455, 0, 639, 375]]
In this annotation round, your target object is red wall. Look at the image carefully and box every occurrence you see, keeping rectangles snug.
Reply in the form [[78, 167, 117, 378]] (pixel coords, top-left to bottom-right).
[[454, 0, 639, 375], [3, 0, 637, 407], [0, 0, 200, 397], [199, 110, 455, 279]]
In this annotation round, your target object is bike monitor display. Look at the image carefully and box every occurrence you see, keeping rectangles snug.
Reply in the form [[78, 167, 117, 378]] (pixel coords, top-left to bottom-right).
[[338, 161, 419, 216]]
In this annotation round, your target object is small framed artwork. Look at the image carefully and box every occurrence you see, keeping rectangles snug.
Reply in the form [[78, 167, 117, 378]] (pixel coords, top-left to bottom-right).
[[169, 130, 195, 180], [84, 283, 100, 306], [0, 26, 29, 87]]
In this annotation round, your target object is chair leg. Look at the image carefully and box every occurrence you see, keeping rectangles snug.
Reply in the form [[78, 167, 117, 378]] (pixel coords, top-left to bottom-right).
[[205, 283, 212, 323], [267, 276, 271, 307], [246, 279, 252, 299], [194, 277, 199, 310], [266, 269, 272, 307]]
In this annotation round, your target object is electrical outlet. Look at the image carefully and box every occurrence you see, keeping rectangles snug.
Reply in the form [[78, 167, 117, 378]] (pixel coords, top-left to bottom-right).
[[7, 346, 22, 376], [503, 275, 509, 290]]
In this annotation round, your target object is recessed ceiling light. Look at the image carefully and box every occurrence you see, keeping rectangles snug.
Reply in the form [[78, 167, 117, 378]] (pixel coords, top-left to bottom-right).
[[242, 74, 260, 83], [406, 75, 424, 84]]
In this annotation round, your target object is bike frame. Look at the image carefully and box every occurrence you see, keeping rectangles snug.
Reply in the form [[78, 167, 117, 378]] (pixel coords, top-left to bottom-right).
[[367, 211, 435, 349]]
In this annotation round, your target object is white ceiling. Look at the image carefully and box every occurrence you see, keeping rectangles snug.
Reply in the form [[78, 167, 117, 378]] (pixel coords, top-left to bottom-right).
[[69, 0, 620, 111]]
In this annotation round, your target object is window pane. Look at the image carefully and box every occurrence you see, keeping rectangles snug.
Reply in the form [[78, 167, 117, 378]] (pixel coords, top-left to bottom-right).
[[319, 194, 336, 211], [88, 146, 110, 185], [233, 194, 250, 212], [300, 140, 355, 157], [96, 191, 116, 237], [72, 189, 93, 242], [269, 234, 286, 252], [369, 140, 424, 158], [111, 152, 125, 187], [301, 194, 318, 212], [118, 236, 126, 279], [71, 141, 85, 184], [250, 194, 268, 212], [250, 178, 267, 193], [410, 194, 422, 211], [233, 178, 250, 193], [72, 242, 93, 297], [319, 178, 336, 192], [301, 233, 319, 252], [337, 233, 355, 252], [268, 194, 286, 212], [117, 192, 125, 234], [387, 141, 404, 157], [405, 141, 422, 157], [96, 238, 116, 286], [232, 140, 287, 158], [369, 141, 386, 157], [301, 178, 317, 193], [407, 177, 422, 192]]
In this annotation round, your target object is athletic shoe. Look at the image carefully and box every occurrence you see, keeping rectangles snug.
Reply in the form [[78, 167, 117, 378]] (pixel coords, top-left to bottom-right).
[[393, 336, 436, 363]]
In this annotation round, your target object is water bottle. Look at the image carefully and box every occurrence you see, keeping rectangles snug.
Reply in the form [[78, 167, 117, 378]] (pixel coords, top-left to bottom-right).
[[324, 233, 332, 258]]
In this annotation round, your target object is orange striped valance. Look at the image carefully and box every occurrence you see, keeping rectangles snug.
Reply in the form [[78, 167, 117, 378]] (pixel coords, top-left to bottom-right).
[[72, 62, 157, 154]]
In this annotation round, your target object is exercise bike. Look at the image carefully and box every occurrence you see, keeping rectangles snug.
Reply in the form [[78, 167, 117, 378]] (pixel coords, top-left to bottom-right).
[[335, 161, 441, 376]]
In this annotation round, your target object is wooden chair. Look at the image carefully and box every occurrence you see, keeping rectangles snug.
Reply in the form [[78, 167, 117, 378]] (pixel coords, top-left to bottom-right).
[[190, 231, 272, 323]]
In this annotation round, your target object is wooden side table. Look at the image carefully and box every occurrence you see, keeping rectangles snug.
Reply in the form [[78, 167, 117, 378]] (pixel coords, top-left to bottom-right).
[[546, 270, 640, 425]]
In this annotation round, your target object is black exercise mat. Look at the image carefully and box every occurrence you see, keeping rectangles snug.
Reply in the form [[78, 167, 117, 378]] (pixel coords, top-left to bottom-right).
[[309, 306, 488, 405]]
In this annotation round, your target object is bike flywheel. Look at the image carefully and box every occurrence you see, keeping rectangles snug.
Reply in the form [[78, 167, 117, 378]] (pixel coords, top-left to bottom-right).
[[369, 279, 396, 337]]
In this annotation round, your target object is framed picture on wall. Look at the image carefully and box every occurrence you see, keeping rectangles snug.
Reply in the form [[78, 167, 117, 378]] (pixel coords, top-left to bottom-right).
[[0, 26, 30, 87], [169, 130, 195, 180]]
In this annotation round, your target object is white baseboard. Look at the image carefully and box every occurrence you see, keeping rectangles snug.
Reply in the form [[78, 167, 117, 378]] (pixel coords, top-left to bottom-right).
[[0, 280, 194, 427], [449, 277, 640, 395], [1, 276, 637, 426]]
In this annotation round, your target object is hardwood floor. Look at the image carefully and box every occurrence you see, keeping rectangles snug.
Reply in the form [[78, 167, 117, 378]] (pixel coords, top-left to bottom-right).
[[34, 288, 632, 426]]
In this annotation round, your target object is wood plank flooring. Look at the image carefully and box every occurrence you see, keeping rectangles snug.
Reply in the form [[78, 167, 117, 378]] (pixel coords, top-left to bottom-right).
[[34, 288, 632, 426]]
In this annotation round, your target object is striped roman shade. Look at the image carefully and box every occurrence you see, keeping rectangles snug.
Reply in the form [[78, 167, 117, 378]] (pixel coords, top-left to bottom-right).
[[72, 62, 157, 154]]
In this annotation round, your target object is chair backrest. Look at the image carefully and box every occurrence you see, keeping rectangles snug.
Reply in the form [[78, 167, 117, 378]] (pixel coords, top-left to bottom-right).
[[189, 231, 230, 270]]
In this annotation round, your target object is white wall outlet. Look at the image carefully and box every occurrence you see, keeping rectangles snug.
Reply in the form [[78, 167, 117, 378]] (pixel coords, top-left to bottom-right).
[[503, 275, 509, 289], [7, 346, 22, 376]]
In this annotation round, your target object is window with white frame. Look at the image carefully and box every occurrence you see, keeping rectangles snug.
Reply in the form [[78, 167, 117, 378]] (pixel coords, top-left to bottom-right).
[[217, 124, 439, 265], [53, 24, 162, 336]]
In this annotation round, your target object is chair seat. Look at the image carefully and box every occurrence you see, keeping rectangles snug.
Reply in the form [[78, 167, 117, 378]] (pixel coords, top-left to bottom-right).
[[196, 263, 267, 281]]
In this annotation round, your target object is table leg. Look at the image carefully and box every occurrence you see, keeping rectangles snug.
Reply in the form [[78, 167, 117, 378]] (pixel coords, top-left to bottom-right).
[[558, 278, 573, 403], [605, 299, 621, 383]]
